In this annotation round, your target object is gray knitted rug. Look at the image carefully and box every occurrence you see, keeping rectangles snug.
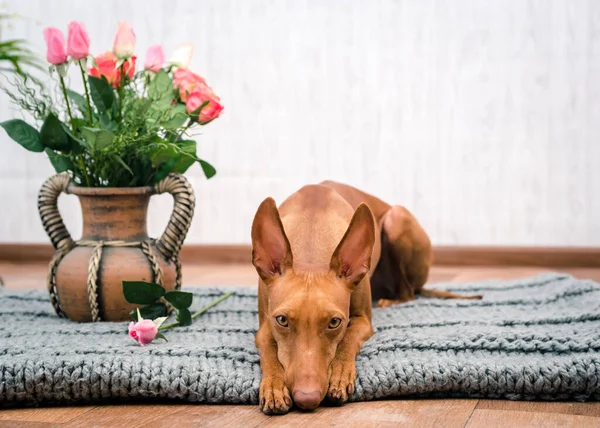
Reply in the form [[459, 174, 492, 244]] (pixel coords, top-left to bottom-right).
[[1, 272, 600, 409]]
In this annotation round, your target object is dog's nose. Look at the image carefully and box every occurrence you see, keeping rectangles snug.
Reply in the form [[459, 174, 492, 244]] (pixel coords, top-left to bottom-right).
[[292, 389, 322, 410]]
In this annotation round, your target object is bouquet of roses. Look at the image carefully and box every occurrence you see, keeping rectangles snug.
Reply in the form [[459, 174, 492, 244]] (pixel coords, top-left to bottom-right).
[[1, 21, 223, 187]]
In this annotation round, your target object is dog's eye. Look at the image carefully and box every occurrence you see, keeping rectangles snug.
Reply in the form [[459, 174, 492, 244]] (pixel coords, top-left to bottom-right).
[[275, 315, 288, 327], [328, 318, 342, 329]]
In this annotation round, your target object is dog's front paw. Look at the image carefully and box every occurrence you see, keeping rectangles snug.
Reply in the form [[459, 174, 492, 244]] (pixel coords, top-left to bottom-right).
[[326, 358, 356, 406], [259, 375, 292, 415]]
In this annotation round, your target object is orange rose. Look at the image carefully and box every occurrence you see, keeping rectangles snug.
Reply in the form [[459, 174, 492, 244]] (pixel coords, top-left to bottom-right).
[[89, 51, 136, 88]]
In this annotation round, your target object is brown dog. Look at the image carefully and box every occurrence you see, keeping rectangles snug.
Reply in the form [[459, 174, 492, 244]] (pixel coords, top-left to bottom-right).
[[250, 181, 482, 415]]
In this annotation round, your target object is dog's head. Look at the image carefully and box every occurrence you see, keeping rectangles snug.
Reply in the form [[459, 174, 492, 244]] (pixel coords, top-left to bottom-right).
[[251, 197, 375, 410]]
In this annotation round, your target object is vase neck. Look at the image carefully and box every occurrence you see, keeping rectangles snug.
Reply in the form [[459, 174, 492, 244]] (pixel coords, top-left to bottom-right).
[[78, 193, 150, 242]]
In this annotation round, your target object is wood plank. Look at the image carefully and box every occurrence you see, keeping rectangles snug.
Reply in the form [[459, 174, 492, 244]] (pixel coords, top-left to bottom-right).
[[0, 263, 467, 291], [0, 422, 60, 428], [257, 399, 479, 428], [465, 409, 600, 428], [2, 244, 600, 267], [477, 400, 600, 417], [104, 400, 479, 428], [3, 262, 599, 292], [147, 404, 270, 428], [0, 406, 94, 423], [433, 246, 600, 267], [61, 404, 182, 428]]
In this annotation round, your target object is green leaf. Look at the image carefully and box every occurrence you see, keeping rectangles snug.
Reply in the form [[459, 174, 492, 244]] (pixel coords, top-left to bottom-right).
[[133, 302, 169, 320], [163, 104, 188, 129], [151, 144, 178, 167], [153, 161, 175, 184], [122, 281, 166, 305], [71, 118, 88, 130], [99, 114, 117, 132], [174, 154, 196, 174], [81, 127, 114, 150], [164, 291, 193, 310], [45, 148, 74, 173], [199, 159, 217, 179], [60, 122, 87, 152], [66, 89, 89, 116], [148, 69, 173, 101], [172, 140, 197, 173], [113, 155, 134, 176], [150, 142, 195, 179], [88, 75, 115, 116], [0, 119, 43, 152], [40, 113, 70, 150], [155, 332, 168, 342], [176, 308, 192, 327]]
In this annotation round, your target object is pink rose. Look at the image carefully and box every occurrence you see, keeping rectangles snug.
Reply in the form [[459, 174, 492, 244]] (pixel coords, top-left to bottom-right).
[[43, 27, 67, 65], [170, 42, 194, 69], [128, 319, 158, 346], [67, 21, 90, 60], [89, 52, 136, 88], [113, 21, 135, 59], [185, 92, 203, 114], [173, 68, 206, 102], [144, 45, 164, 72], [199, 97, 224, 124], [187, 81, 224, 123]]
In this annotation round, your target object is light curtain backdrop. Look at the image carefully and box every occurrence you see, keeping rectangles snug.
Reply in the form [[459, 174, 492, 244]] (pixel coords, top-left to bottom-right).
[[0, 0, 598, 246]]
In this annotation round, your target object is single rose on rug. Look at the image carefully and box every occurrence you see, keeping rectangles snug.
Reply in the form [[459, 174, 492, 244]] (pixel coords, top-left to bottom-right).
[[123, 281, 233, 346], [129, 318, 161, 346]]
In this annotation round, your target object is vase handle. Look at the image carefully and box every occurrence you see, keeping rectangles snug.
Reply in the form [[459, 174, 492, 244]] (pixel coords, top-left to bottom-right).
[[154, 173, 196, 260], [38, 172, 74, 250]]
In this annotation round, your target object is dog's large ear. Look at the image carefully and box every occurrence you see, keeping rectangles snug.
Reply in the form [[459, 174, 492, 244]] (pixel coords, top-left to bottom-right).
[[330, 203, 375, 286], [251, 197, 293, 282]]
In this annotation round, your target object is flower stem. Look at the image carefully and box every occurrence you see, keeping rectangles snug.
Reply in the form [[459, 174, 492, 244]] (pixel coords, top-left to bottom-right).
[[174, 120, 193, 142], [59, 75, 75, 131], [78, 155, 92, 187], [118, 63, 126, 122], [78, 61, 93, 123], [158, 292, 233, 331]]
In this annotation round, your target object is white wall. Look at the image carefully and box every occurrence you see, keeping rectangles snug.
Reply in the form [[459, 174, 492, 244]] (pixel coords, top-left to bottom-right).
[[1, 0, 599, 246]]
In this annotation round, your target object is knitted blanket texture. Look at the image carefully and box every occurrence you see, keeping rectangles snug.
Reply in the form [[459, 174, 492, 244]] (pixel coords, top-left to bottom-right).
[[1, 272, 599, 408]]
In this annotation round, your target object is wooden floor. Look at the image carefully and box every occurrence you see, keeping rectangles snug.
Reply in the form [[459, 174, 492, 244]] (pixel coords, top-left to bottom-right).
[[1, 261, 600, 428]]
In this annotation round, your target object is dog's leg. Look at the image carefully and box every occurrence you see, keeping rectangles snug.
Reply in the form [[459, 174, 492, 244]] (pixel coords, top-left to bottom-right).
[[255, 324, 292, 415], [376, 205, 482, 308], [327, 313, 373, 405]]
